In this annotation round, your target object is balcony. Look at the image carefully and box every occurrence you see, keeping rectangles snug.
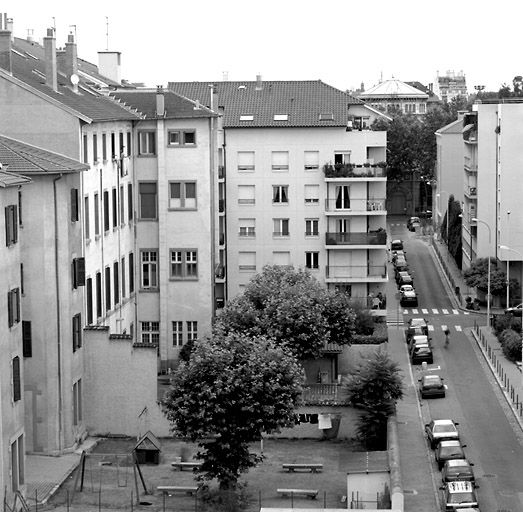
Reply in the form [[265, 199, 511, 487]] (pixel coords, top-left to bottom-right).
[[219, 233, 225, 245], [325, 198, 386, 214], [464, 186, 477, 199], [323, 163, 387, 180], [326, 264, 387, 282], [464, 156, 477, 174], [218, 199, 225, 212], [218, 165, 225, 179], [215, 264, 225, 280], [325, 230, 387, 247], [301, 383, 346, 404]]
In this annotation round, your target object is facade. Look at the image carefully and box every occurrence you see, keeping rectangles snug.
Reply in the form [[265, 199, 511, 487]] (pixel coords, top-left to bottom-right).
[[358, 79, 429, 116], [169, 79, 389, 308], [433, 71, 468, 104]]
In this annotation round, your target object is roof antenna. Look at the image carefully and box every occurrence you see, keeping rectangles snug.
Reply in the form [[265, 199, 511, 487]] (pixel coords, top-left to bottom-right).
[[52, 17, 56, 34], [105, 16, 109, 50], [69, 24, 76, 41]]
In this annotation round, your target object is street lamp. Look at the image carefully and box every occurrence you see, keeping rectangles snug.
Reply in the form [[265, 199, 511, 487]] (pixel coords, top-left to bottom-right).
[[505, 211, 511, 309], [436, 191, 450, 257], [499, 244, 523, 384], [472, 218, 492, 328]]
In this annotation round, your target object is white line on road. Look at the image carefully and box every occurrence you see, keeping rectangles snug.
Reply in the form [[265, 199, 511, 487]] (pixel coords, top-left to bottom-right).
[[441, 325, 448, 331], [455, 325, 462, 332], [412, 309, 419, 314], [442, 309, 449, 314], [452, 309, 459, 314], [432, 309, 439, 314], [422, 308, 429, 314], [428, 325, 435, 331]]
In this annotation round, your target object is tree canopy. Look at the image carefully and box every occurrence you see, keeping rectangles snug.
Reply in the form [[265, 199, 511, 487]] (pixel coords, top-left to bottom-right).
[[463, 257, 519, 296], [214, 265, 357, 360], [163, 333, 304, 490]]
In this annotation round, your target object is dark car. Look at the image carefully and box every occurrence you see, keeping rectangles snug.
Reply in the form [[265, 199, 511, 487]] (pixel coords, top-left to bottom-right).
[[440, 481, 479, 512], [441, 459, 475, 484], [407, 216, 421, 231], [407, 318, 429, 335], [425, 419, 460, 449], [410, 344, 433, 365], [392, 250, 406, 262], [436, 440, 467, 470], [409, 335, 432, 352], [391, 239, 403, 251], [406, 325, 429, 343], [419, 374, 445, 398], [397, 273, 414, 289], [505, 303, 523, 317]]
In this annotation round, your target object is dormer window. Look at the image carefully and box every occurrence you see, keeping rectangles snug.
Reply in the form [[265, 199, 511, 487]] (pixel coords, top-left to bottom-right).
[[240, 114, 254, 121], [319, 113, 334, 121], [274, 114, 288, 121]]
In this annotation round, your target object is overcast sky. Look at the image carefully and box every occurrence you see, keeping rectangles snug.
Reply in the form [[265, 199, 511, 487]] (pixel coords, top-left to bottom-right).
[[5, 0, 520, 93]]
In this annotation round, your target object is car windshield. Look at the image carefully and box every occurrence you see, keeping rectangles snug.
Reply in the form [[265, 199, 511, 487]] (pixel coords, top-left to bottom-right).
[[440, 446, 462, 457], [424, 377, 442, 387], [434, 424, 456, 433], [449, 492, 475, 504]]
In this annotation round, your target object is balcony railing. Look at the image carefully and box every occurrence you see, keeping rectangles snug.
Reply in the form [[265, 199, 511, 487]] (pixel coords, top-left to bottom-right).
[[325, 230, 387, 246], [325, 198, 386, 212], [326, 265, 387, 279], [301, 383, 343, 403], [323, 163, 387, 179], [464, 156, 477, 173]]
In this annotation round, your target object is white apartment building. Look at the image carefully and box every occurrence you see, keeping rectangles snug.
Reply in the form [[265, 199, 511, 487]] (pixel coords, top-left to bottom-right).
[[170, 79, 389, 306], [434, 71, 468, 103]]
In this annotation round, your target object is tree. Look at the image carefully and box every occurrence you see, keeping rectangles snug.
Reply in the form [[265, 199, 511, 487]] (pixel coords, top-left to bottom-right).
[[163, 333, 304, 490], [441, 195, 463, 269], [215, 265, 357, 360], [463, 258, 518, 296], [342, 349, 404, 449]]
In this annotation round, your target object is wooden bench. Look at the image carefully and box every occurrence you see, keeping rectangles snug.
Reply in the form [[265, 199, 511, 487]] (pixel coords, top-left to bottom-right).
[[170, 461, 203, 471], [157, 485, 199, 496], [282, 463, 323, 473], [277, 488, 318, 499]]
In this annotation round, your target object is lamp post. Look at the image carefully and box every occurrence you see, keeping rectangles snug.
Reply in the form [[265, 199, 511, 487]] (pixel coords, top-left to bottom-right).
[[472, 218, 492, 328], [436, 191, 450, 259], [499, 244, 523, 384], [506, 211, 511, 309]]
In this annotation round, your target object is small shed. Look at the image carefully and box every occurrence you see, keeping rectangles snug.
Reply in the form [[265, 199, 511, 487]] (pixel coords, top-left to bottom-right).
[[133, 431, 161, 465]]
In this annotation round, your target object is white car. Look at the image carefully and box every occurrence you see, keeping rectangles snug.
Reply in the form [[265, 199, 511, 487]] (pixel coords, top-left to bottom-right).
[[400, 285, 418, 306]]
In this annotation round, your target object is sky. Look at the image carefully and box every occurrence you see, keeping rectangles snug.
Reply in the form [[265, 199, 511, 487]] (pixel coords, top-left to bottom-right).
[[4, 0, 521, 93]]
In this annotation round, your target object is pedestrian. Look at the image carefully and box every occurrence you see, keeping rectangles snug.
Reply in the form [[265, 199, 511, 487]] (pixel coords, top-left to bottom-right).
[[444, 328, 450, 348]]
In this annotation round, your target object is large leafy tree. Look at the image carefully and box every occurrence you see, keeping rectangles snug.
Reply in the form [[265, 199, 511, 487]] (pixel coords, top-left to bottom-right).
[[463, 258, 519, 297], [342, 349, 404, 449], [163, 333, 304, 490], [214, 265, 357, 360]]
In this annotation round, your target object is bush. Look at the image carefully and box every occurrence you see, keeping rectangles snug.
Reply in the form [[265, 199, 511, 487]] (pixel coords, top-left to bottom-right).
[[494, 315, 516, 337], [499, 329, 522, 362]]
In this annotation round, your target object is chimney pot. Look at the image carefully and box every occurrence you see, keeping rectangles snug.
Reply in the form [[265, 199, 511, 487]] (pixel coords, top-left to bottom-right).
[[64, 32, 78, 80], [255, 74, 262, 91], [0, 29, 12, 74], [156, 85, 165, 117]]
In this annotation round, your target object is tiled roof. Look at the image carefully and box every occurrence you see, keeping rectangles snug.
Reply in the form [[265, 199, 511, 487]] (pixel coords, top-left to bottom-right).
[[0, 169, 31, 188], [109, 89, 216, 120], [0, 135, 88, 174], [436, 118, 463, 134], [6, 38, 142, 122], [360, 79, 429, 99], [169, 80, 370, 128]]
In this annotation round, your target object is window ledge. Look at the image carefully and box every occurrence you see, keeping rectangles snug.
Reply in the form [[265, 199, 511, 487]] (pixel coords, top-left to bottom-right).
[[272, 203, 289, 206], [139, 288, 160, 293], [169, 277, 199, 282], [137, 218, 158, 222], [167, 144, 198, 149], [137, 154, 157, 158], [167, 207, 198, 212]]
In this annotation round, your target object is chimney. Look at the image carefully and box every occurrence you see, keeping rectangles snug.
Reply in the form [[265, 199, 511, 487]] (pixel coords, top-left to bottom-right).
[[255, 74, 263, 91], [43, 28, 57, 91], [65, 32, 78, 80], [6, 17, 12, 38], [0, 29, 11, 74], [156, 85, 165, 117], [97, 51, 121, 83]]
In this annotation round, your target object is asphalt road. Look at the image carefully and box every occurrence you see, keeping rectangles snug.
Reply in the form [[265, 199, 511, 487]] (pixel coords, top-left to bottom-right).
[[389, 217, 523, 511]]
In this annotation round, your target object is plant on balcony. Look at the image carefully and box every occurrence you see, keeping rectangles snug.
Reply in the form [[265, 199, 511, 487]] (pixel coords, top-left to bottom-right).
[[342, 349, 404, 450], [363, 162, 371, 168]]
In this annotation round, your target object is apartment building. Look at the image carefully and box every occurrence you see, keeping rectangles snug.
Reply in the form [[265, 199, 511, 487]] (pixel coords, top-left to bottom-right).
[[433, 70, 468, 103], [170, 79, 389, 306]]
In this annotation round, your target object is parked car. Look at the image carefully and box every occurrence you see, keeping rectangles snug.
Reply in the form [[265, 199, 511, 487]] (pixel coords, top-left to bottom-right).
[[393, 255, 408, 268], [436, 440, 467, 470], [409, 334, 432, 351], [425, 419, 460, 449], [439, 481, 479, 511], [419, 374, 445, 398], [391, 239, 404, 251], [407, 318, 429, 337], [407, 216, 421, 231], [441, 459, 475, 484], [505, 303, 523, 317], [410, 344, 433, 365], [405, 325, 428, 343], [400, 285, 418, 306], [397, 272, 414, 288], [392, 250, 406, 262]]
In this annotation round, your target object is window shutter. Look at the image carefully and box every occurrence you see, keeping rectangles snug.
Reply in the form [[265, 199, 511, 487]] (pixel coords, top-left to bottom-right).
[[12, 357, 21, 401], [7, 291, 12, 327], [73, 258, 86, 288], [71, 189, 79, 222], [5, 206, 9, 246], [22, 321, 32, 358]]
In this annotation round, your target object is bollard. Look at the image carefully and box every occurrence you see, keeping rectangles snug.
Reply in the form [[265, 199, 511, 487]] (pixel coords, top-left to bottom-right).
[[422, 361, 428, 371]]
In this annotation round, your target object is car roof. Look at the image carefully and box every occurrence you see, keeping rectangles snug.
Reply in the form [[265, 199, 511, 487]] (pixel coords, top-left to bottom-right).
[[398, 271, 409, 276], [446, 459, 469, 467], [410, 318, 428, 325], [392, 239, 402, 243], [439, 440, 461, 447], [434, 419, 455, 425], [423, 374, 441, 381], [445, 481, 474, 493], [410, 216, 420, 221]]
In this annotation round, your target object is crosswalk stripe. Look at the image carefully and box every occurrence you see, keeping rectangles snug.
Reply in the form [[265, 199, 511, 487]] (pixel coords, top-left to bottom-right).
[[422, 308, 429, 314], [428, 325, 434, 331], [452, 309, 459, 314], [432, 308, 439, 314], [455, 325, 462, 331], [441, 324, 448, 331], [412, 309, 419, 314], [464, 311, 469, 315], [442, 309, 449, 314]]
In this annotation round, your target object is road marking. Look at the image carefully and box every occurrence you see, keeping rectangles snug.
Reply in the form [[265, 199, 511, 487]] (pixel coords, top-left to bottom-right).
[[412, 308, 419, 314], [455, 325, 462, 331], [432, 309, 439, 314], [441, 324, 448, 331], [442, 309, 449, 314], [463, 311, 469, 315], [428, 325, 435, 331], [452, 309, 459, 314], [422, 308, 429, 314], [403, 310, 409, 314]]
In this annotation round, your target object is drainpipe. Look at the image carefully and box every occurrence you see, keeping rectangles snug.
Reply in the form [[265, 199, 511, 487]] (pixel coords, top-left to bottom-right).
[[53, 174, 63, 451]]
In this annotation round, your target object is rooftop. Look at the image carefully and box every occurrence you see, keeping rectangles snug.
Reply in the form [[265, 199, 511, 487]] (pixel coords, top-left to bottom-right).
[[359, 79, 429, 100]]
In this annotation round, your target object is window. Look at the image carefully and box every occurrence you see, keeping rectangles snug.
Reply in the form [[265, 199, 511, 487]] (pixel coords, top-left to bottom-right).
[[335, 185, 350, 209], [419, 103, 426, 114], [306, 251, 319, 269], [239, 114, 254, 121], [334, 151, 351, 165], [12, 356, 21, 401], [138, 131, 156, 155], [239, 251, 256, 271], [72, 313, 82, 352], [141, 321, 159, 344], [170, 249, 198, 279], [105, 267, 111, 311], [239, 218, 255, 237], [119, 186, 124, 225], [305, 218, 319, 236], [272, 151, 289, 171], [168, 130, 196, 146], [129, 252, 134, 293], [119, 132, 124, 157], [92, 133, 98, 162], [96, 272, 102, 318], [103, 191, 110, 232], [128, 184, 133, 221], [113, 261, 119, 305], [7, 288, 20, 328], [22, 321, 32, 357], [304, 151, 319, 170], [5, 205, 18, 246], [72, 257, 85, 288], [139, 182, 157, 219], [238, 185, 255, 205], [111, 132, 116, 159], [86, 277, 93, 325], [169, 181, 196, 209], [237, 151, 255, 171], [121, 257, 126, 298], [187, 321, 198, 342], [20, 263, 24, 295], [273, 218, 289, 237], [73, 379, 82, 425], [83, 134, 88, 163], [71, 188, 79, 222], [319, 113, 334, 121], [273, 114, 288, 121], [112, 188, 118, 227], [127, 131, 132, 156], [172, 321, 183, 346], [272, 185, 289, 204], [141, 250, 158, 289], [273, 251, 291, 266], [84, 196, 90, 239], [102, 133, 107, 161], [304, 184, 319, 204], [10, 434, 24, 492], [18, 191, 22, 226], [94, 193, 100, 236]]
